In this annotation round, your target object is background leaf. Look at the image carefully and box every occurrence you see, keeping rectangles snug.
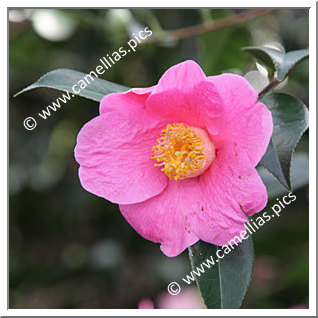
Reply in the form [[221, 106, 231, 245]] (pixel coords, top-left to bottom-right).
[[242, 46, 284, 79], [260, 93, 309, 190], [276, 49, 309, 81], [188, 237, 254, 309], [259, 152, 309, 199], [242, 46, 308, 81], [14, 68, 129, 102]]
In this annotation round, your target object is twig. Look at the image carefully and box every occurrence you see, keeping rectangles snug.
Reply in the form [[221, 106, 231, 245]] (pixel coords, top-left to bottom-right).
[[258, 61, 299, 99], [258, 77, 279, 99], [163, 9, 274, 41]]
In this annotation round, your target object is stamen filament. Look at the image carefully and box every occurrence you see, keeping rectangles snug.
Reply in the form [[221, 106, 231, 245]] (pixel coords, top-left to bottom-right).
[[151, 123, 214, 181]]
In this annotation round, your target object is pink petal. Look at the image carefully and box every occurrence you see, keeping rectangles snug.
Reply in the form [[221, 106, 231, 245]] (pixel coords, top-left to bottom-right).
[[153, 60, 206, 91], [147, 60, 222, 127], [207, 73, 258, 110], [130, 86, 155, 95], [207, 74, 273, 166], [157, 287, 205, 309], [138, 298, 155, 309], [119, 142, 268, 254], [148, 82, 223, 131], [120, 179, 200, 257], [74, 105, 168, 204], [99, 90, 148, 115], [189, 143, 267, 245], [147, 61, 223, 130]]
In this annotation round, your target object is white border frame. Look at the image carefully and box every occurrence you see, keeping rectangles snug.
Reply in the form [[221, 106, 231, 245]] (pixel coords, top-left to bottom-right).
[[3, 1, 316, 316]]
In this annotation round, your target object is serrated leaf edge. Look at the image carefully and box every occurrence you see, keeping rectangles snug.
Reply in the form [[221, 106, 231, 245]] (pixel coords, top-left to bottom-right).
[[260, 93, 309, 192]]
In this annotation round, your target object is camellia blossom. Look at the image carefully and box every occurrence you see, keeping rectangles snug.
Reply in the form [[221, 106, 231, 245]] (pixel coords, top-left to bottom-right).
[[138, 287, 205, 309], [74, 60, 273, 257]]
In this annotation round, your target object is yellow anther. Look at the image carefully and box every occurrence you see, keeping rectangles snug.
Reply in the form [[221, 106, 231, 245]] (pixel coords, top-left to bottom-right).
[[151, 123, 207, 180]]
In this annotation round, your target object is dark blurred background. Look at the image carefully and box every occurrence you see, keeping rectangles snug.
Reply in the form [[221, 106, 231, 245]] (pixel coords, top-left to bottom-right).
[[9, 8, 309, 309]]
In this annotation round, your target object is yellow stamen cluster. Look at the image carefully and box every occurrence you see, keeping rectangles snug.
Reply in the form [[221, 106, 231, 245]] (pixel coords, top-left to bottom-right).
[[152, 123, 206, 181]]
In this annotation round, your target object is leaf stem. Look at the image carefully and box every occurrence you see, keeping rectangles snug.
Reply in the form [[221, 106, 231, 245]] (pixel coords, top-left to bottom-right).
[[258, 77, 279, 99]]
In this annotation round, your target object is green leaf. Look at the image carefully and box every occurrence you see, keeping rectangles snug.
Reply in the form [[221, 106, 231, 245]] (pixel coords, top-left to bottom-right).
[[260, 93, 309, 190], [242, 46, 308, 81], [276, 49, 309, 81], [242, 46, 283, 79], [14, 69, 129, 102], [258, 152, 309, 199], [188, 237, 254, 309]]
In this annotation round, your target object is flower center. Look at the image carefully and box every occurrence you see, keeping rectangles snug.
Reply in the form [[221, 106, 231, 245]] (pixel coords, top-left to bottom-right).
[[152, 123, 215, 181]]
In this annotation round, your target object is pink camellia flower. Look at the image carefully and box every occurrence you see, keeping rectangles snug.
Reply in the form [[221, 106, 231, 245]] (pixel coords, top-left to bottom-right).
[[138, 287, 205, 309], [289, 305, 309, 309], [156, 287, 205, 309], [74, 60, 272, 257], [138, 298, 155, 309]]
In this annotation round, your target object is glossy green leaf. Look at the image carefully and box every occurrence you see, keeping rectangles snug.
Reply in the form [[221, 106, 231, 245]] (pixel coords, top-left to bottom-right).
[[14, 68, 129, 102], [188, 237, 254, 309], [260, 93, 309, 190], [259, 152, 309, 199], [276, 49, 309, 81], [242, 46, 283, 79], [242, 46, 308, 81]]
